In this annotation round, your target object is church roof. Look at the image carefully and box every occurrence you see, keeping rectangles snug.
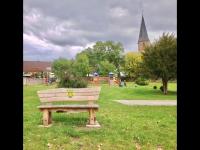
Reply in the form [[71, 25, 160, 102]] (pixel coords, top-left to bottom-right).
[[138, 15, 149, 43]]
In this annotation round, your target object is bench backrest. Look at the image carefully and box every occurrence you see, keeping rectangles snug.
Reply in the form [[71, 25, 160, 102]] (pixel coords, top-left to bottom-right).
[[37, 87, 101, 103]]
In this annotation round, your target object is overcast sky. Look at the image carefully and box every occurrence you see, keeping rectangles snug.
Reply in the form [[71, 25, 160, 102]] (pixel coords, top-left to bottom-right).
[[23, 0, 177, 61]]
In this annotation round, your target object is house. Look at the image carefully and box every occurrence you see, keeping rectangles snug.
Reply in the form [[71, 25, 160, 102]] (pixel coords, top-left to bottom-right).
[[23, 61, 52, 73], [23, 61, 53, 85]]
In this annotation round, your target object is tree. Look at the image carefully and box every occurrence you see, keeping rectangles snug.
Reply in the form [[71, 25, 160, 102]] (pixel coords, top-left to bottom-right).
[[92, 41, 107, 63], [77, 41, 124, 77], [142, 33, 177, 94], [99, 60, 116, 76], [52, 58, 88, 88], [104, 41, 124, 77], [124, 52, 142, 80], [73, 54, 90, 77], [51, 58, 73, 80]]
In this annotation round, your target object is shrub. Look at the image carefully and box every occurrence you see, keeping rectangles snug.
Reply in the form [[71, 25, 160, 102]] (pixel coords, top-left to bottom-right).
[[58, 77, 88, 88], [153, 86, 157, 89], [135, 77, 149, 86], [160, 86, 164, 92]]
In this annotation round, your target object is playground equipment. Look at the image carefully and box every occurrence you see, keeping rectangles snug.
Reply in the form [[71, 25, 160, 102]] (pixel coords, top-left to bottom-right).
[[108, 72, 119, 86], [92, 72, 99, 86]]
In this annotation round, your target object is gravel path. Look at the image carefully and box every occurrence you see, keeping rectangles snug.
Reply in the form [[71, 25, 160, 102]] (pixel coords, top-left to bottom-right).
[[115, 100, 177, 106]]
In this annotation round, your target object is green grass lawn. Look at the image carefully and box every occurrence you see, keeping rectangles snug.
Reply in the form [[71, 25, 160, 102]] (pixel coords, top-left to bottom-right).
[[24, 82, 177, 150], [99, 82, 177, 100]]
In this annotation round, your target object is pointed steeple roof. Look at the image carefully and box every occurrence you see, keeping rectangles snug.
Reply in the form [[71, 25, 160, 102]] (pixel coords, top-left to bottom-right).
[[138, 15, 149, 43]]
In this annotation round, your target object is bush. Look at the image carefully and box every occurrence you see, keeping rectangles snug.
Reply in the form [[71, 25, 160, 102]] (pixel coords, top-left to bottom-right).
[[58, 77, 88, 88], [153, 86, 157, 89], [135, 77, 149, 86], [160, 86, 164, 92]]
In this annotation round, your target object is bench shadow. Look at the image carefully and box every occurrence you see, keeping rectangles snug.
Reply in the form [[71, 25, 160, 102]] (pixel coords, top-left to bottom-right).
[[52, 113, 88, 126]]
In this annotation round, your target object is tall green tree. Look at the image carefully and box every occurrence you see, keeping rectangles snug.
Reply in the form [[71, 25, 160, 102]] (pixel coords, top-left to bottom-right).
[[124, 52, 142, 80], [73, 54, 90, 77], [105, 41, 124, 77], [51, 58, 73, 80], [92, 41, 107, 63], [142, 33, 177, 94], [99, 60, 116, 76], [77, 41, 124, 77]]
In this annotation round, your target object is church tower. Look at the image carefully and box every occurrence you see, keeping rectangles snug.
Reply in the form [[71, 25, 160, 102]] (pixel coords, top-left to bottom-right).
[[138, 15, 150, 52]]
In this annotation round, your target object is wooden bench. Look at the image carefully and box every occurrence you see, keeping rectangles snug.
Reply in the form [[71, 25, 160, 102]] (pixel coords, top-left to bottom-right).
[[37, 87, 101, 128]]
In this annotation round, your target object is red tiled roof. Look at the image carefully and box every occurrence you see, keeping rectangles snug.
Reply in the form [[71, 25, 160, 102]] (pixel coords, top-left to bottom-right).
[[23, 61, 52, 72]]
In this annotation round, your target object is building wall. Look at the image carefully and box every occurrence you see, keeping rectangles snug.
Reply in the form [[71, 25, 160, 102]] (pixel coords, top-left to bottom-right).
[[138, 41, 150, 52], [23, 77, 44, 85]]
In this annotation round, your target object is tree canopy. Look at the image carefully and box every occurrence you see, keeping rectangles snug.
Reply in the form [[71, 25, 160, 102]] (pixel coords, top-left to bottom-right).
[[73, 53, 90, 77], [77, 41, 124, 77], [99, 60, 116, 76], [51, 58, 73, 79], [124, 52, 142, 80], [142, 33, 177, 94]]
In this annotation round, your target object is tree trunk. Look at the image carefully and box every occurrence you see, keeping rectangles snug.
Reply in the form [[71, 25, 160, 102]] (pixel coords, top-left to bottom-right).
[[162, 79, 168, 95], [117, 67, 121, 78]]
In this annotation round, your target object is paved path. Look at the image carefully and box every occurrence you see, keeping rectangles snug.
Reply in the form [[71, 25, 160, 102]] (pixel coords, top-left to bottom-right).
[[115, 100, 177, 106]]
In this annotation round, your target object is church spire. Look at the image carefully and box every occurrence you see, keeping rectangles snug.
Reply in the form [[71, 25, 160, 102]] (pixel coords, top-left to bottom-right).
[[138, 15, 149, 43], [138, 15, 150, 52]]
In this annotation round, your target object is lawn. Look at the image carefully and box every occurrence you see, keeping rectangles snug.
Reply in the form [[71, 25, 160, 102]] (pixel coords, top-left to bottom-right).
[[23, 82, 177, 150]]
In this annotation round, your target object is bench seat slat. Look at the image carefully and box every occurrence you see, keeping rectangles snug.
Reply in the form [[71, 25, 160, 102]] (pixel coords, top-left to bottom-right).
[[38, 90, 101, 94], [38, 92, 100, 98], [37, 87, 101, 94], [38, 104, 99, 109], [40, 96, 99, 102]]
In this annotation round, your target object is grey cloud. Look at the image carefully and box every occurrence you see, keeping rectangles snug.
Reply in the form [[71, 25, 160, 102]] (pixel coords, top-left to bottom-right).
[[46, 35, 88, 47], [24, 0, 176, 61]]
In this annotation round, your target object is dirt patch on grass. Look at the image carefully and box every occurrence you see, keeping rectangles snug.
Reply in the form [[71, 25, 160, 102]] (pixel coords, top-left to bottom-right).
[[115, 100, 177, 106], [75, 126, 101, 132], [71, 136, 80, 141], [157, 145, 163, 150], [135, 142, 141, 150]]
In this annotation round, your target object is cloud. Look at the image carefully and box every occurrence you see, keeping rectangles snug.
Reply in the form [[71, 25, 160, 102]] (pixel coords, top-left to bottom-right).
[[24, 0, 176, 61], [109, 7, 129, 18]]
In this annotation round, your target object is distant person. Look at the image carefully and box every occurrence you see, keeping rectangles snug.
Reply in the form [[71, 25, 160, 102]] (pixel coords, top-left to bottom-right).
[[124, 80, 127, 86], [119, 77, 126, 87]]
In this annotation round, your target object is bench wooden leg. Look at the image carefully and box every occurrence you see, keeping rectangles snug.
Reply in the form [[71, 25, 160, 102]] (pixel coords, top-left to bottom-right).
[[89, 109, 95, 125], [48, 111, 52, 124], [43, 109, 51, 126], [88, 102, 97, 123], [93, 111, 96, 123], [86, 109, 100, 128]]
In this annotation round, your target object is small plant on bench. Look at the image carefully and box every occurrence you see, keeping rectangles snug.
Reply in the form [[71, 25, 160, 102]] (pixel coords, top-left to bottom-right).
[[37, 87, 101, 128]]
